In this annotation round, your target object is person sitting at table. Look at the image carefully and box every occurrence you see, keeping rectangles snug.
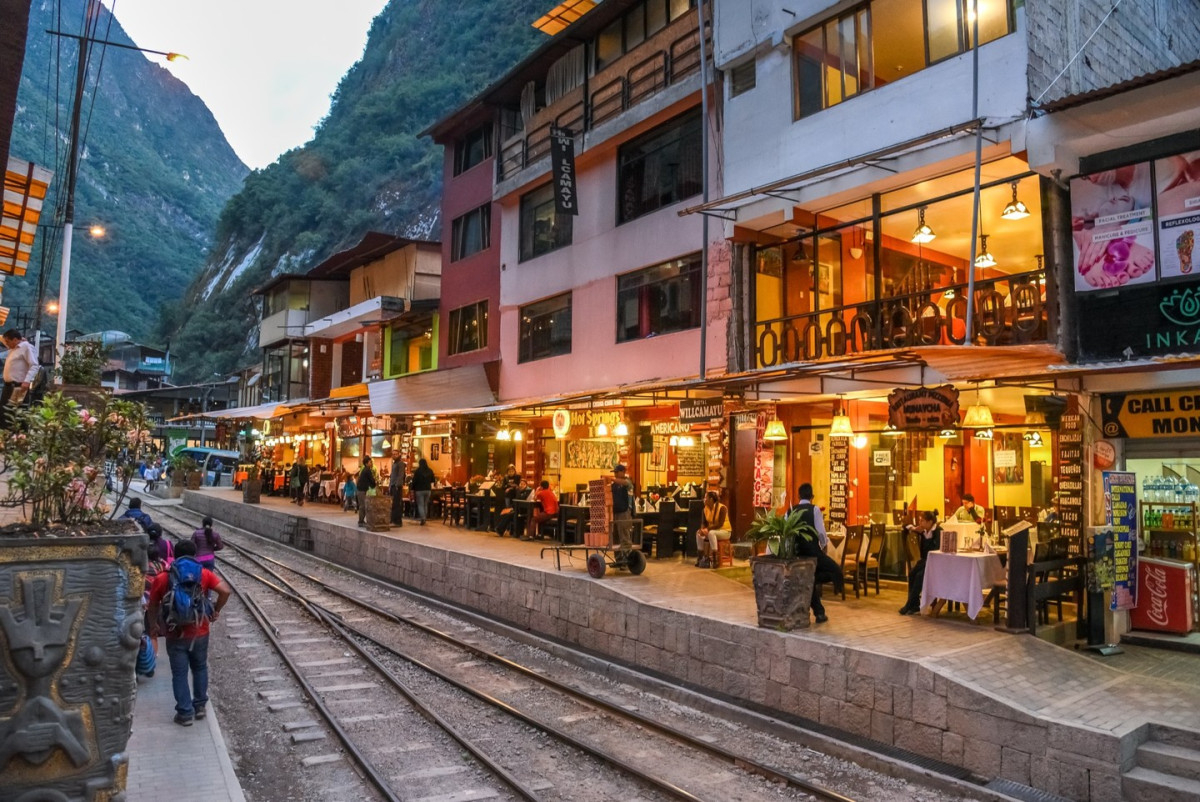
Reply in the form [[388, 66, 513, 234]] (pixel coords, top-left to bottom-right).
[[695, 491, 731, 568], [524, 480, 560, 540], [899, 509, 942, 615], [951, 493, 984, 523], [495, 479, 531, 537], [501, 464, 521, 502]]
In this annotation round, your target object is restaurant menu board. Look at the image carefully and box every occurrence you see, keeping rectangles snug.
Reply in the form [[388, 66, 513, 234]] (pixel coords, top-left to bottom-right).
[[828, 437, 849, 526], [1071, 165, 1156, 291], [677, 443, 706, 477], [1155, 150, 1200, 278], [1103, 471, 1139, 611], [1057, 403, 1084, 547]]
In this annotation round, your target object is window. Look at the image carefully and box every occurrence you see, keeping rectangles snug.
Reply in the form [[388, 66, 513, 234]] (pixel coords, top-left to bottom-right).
[[616, 254, 702, 342], [730, 61, 756, 97], [794, 0, 1013, 120], [519, 293, 572, 363], [448, 301, 488, 355], [618, 108, 702, 223], [594, 0, 696, 71], [451, 204, 490, 261], [386, 323, 435, 377], [519, 183, 573, 261], [454, 124, 493, 175]]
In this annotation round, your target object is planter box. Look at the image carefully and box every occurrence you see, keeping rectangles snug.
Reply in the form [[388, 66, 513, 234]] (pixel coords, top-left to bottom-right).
[[242, 479, 262, 505], [750, 556, 817, 631], [0, 531, 148, 799], [363, 495, 392, 532]]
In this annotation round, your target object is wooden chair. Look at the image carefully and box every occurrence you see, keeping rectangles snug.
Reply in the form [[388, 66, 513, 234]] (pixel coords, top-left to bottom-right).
[[444, 488, 466, 525], [860, 523, 886, 595], [644, 500, 684, 558], [714, 539, 733, 568], [839, 526, 864, 600]]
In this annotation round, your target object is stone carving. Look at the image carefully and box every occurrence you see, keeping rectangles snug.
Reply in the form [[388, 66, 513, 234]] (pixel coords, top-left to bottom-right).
[[750, 556, 816, 631], [0, 534, 147, 802]]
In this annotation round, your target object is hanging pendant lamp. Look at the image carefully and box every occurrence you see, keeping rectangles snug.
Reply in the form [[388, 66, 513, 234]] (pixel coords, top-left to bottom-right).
[[1001, 180, 1030, 220], [763, 419, 788, 441], [974, 233, 996, 268], [911, 206, 936, 244]]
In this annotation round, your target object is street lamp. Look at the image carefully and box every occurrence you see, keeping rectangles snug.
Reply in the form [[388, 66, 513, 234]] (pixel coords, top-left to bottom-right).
[[47, 4, 183, 382]]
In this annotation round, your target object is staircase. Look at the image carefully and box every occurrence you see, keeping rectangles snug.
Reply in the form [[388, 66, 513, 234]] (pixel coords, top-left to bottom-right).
[[869, 432, 934, 519], [1123, 724, 1200, 801]]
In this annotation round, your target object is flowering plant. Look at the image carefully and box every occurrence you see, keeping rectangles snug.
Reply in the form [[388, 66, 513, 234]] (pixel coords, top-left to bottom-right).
[[0, 391, 151, 528]]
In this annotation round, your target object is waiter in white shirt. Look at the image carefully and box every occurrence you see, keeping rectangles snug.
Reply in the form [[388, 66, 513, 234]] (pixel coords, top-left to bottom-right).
[[2, 329, 40, 426]]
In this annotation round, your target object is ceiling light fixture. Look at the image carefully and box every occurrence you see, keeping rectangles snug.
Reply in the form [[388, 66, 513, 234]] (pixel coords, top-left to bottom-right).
[[829, 401, 854, 438], [513, 429, 523, 442], [911, 206, 936, 244], [614, 421, 628, 437], [962, 384, 995, 428], [1001, 180, 1030, 220], [975, 233, 996, 268], [596, 422, 609, 437], [881, 423, 904, 437], [763, 419, 788, 441], [938, 428, 957, 439], [974, 428, 994, 441]]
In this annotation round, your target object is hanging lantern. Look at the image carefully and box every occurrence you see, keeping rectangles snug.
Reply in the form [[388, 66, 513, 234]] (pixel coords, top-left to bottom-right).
[[763, 419, 788, 441]]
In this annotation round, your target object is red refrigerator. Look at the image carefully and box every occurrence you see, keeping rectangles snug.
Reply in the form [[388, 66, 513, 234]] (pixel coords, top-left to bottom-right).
[[1130, 557, 1196, 634]]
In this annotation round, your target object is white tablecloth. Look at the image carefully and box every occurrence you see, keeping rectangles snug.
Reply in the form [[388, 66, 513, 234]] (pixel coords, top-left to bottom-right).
[[921, 551, 1007, 620], [320, 479, 340, 499]]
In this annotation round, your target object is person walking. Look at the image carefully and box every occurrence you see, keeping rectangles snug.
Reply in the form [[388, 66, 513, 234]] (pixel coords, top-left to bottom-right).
[[210, 458, 223, 487], [356, 456, 378, 527], [411, 457, 436, 525], [389, 455, 406, 526], [789, 483, 843, 624], [147, 540, 230, 726], [1, 328, 39, 429], [899, 510, 942, 615], [191, 516, 225, 571], [290, 461, 306, 506]]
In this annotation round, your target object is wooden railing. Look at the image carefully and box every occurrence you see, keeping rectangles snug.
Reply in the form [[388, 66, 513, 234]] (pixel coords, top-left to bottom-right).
[[754, 270, 1050, 367]]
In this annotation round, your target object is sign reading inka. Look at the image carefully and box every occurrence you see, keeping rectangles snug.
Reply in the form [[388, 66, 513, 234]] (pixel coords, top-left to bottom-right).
[[549, 127, 579, 216], [678, 397, 724, 424], [1101, 388, 1200, 438], [887, 385, 960, 429], [1077, 280, 1200, 360]]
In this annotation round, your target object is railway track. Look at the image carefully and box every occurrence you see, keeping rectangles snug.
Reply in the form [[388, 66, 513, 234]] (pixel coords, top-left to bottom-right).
[[142, 498, 1004, 802]]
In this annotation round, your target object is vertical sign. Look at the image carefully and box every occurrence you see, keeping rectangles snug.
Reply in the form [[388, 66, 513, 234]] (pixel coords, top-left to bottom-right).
[[1103, 470, 1139, 611], [752, 411, 773, 507], [1057, 397, 1084, 549], [550, 127, 579, 216], [828, 438, 849, 525]]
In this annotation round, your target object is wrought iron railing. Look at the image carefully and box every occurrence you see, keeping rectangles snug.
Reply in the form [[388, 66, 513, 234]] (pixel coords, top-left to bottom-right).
[[498, 20, 708, 182], [754, 270, 1049, 367]]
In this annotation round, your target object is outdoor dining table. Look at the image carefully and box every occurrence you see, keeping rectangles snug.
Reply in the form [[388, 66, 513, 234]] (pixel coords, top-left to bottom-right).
[[921, 550, 1007, 620], [319, 479, 341, 502], [512, 498, 536, 536], [465, 493, 496, 531]]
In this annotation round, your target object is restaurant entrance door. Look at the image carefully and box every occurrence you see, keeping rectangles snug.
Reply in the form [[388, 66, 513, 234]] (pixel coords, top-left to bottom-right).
[[944, 445, 964, 516]]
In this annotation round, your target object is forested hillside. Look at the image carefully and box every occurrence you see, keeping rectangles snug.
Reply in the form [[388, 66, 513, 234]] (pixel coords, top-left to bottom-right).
[[168, 0, 550, 381], [9, 0, 248, 339]]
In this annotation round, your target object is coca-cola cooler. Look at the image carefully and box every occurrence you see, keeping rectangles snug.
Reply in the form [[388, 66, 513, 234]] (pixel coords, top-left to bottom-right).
[[1130, 557, 1196, 634]]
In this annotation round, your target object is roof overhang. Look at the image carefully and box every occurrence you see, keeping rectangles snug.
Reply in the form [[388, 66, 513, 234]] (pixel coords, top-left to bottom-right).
[[2, 157, 54, 277], [304, 296, 437, 339], [368, 364, 498, 416]]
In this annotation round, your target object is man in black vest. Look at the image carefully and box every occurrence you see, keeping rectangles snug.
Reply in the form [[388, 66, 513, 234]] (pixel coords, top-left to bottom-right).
[[789, 483, 844, 624]]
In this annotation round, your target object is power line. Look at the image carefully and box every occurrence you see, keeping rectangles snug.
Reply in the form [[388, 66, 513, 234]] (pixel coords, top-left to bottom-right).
[[1032, 0, 1125, 107]]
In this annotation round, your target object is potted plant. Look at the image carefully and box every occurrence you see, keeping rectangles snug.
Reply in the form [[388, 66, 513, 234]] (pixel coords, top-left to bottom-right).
[[0, 392, 150, 800], [746, 509, 819, 631], [55, 340, 110, 407], [242, 461, 263, 504]]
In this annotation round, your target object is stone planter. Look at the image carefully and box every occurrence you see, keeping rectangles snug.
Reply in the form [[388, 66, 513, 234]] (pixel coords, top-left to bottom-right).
[[185, 472, 202, 491], [0, 530, 148, 799], [242, 478, 262, 505], [363, 494, 392, 532], [750, 556, 817, 631], [56, 383, 110, 409], [162, 483, 183, 500]]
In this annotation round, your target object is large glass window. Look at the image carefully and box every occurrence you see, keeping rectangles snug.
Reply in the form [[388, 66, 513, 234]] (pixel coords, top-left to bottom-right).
[[454, 124, 493, 175], [618, 108, 702, 223], [386, 323, 435, 378], [519, 293, 572, 363], [451, 204, 490, 261], [594, 0, 696, 72], [794, 0, 1012, 119], [616, 255, 702, 342], [519, 183, 572, 261], [448, 301, 488, 355]]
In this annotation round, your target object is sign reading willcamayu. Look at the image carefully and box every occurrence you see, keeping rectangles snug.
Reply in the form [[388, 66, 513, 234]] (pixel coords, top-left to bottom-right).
[[1101, 388, 1200, 438], [887, 385, 960, 429], [678, 397, 724, 424], [550, 127, 579, 216]]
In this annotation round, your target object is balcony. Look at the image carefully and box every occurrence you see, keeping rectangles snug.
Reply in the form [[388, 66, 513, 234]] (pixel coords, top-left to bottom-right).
[[754, 271, 1051, 368], [498, 11, 706, 183], [258, 308, 309, 348]]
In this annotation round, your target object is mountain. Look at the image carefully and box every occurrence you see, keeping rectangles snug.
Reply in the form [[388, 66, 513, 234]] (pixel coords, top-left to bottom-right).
[[8, 0, 248, 341], [166, 0, 550, 381]]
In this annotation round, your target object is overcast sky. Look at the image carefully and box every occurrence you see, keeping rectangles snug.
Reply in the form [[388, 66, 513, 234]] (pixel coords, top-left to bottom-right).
[[107, 0, 387, 169]]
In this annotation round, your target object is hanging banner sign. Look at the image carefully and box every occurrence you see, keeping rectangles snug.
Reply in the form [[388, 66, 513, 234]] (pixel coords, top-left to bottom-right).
[[1103, 470, 1139, 611], [1100, 388, 1200, 438], [550, 127, 579, 216], [678, 398, 724, 424], [828, 437, 849, 525], [1057, 402, 1084, 545], [887, 385, 960, 429]]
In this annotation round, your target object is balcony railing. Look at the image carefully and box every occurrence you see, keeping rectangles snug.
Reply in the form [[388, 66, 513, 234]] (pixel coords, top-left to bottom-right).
[[498, 21, 707, 183], [754, 270, 1050, 368]]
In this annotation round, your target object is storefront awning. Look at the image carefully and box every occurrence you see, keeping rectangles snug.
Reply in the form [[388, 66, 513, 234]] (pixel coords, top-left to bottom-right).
[[2, 157, 54, 277], [367, 364, 497, 416], [204, 401, 293, 420], [304, 297, 435, 339]]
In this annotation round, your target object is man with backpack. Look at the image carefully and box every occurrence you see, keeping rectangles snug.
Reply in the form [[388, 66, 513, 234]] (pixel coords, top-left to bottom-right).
[[147, 540, 230, 726], [121, 498, 156, 532]]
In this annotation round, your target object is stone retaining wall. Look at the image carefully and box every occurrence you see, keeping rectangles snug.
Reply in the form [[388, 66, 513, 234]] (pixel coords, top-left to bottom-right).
[[185, 491, 1133, 801]]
